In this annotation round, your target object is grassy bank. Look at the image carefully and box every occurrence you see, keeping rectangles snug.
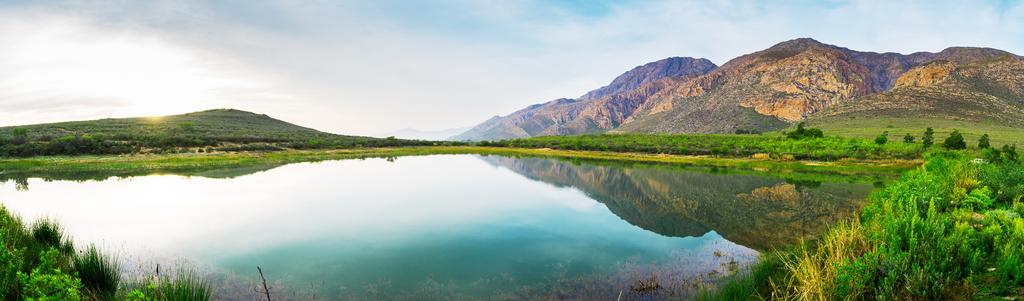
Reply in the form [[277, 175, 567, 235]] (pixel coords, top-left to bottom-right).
[[705, 151, 1024, 300], [0, 146, 916, 182], [807, 116, 1024, 147], [484, 133, 926, 161], [0, 206, 212, 301]]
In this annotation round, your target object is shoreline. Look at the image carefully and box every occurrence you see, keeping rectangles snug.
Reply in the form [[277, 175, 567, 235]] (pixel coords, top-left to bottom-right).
[[0, 146, 918, 178]]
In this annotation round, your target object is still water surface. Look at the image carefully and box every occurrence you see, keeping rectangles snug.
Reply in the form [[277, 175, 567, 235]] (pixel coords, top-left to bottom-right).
[[0, 155, 876, 300]]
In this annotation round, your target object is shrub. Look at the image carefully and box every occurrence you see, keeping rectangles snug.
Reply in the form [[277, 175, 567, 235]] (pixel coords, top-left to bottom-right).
[[0, 236, 22, 299], [1002, 145, 1018, 162], [874, 131, 888, 145], [943, 130, 966, 150], [979, 134, 991, 149], [11, 128, 28, 145], [18, 249, 82, 301], [786, 122, 825, 140], [903, 134, 915, 143]]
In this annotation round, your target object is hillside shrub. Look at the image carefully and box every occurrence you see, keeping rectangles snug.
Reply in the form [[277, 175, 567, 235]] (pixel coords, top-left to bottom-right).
[[874, 131, 888, 145], [943, 130, 966, 150], [785, 122, 824, 140]]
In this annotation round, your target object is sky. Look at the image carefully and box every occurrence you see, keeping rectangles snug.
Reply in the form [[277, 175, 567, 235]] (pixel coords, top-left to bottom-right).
[[0, 0, 1022, 136]]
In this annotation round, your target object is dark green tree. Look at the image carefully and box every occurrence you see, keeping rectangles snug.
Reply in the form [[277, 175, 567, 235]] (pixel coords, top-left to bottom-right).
[[1002, 144, 1018, 162], [978, 134, 990, 149], [903, 133, 915, 143], [875, 131, 889, 145], [943, 130, 966, 150], [786, 122, 824, 140], [11, 128, 28, 144], [922, 127, 935, 148]]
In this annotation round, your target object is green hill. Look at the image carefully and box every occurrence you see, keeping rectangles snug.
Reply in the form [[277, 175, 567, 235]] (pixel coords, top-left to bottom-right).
[[0, 109, 434, 157], [1, 109, 338, 142]]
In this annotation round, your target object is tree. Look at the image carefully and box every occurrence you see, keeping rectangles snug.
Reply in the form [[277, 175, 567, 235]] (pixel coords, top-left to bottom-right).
[[943, 130, 966, 150], [903, 133, 915, 143], [978, 134, 990, 149], [11, 128, 28, 144], [875, 131, 889, 145], [1003, 144, 1018, 162], [922, 127, 935, 148], [786, 122, 824, 140]]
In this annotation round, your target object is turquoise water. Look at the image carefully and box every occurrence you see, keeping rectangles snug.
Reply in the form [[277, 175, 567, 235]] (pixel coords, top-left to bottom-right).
[[0, 154, 873, 300]]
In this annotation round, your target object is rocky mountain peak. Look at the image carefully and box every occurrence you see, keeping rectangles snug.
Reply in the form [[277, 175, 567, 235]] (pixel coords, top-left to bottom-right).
[[765, 38, 831, 52], [579, 57, 716, 100]]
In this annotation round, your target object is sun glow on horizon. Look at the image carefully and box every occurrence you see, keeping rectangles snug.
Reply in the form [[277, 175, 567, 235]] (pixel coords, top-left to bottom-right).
[[0, 14, 276, 125]]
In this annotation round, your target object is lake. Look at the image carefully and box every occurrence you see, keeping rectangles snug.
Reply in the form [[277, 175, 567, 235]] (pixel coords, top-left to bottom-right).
[[0, 154, 879, 300]]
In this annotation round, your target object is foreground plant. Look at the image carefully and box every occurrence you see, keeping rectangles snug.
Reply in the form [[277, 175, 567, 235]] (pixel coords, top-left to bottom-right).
[[74, 245, 120, 300], [709, 151, 1024, 300]]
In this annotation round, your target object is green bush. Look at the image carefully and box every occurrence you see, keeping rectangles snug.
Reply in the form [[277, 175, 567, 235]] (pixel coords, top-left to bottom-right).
[[943, 130, 967, 150], [979, 134, 991, 149], [18, 249, 82, 301], [0, 236, 22, 299], [874, 131, 888, 145], [785, 122, 825, 140]]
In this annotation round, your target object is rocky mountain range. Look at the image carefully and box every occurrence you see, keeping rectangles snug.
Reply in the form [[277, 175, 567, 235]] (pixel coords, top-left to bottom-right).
[[453, 38, 1024, 141]]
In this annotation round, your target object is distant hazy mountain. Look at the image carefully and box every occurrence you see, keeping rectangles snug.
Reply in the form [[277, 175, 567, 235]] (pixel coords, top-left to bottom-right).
[[454, 38, 1024, 140], [380, 127, 471, 141]]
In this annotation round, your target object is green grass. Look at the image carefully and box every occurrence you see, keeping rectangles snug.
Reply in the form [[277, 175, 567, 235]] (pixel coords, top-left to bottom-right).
[[148, 270, 212, 301], [30, 218, 73, 255], [75, 245, 120, 300], [707, 151, 1024, 300], [486, 133, 926, 160], [806, 116, 1024, 146]]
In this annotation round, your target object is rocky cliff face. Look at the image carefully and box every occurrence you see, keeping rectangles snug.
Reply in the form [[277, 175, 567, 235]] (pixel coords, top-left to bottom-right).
[[454, 38, 1024, 140], [578, 57, 717, 100], [815, 51, 1024, 126]]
